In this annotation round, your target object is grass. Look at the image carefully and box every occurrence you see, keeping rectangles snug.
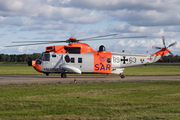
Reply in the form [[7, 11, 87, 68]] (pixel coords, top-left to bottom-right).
[[0, 64, 42, 75], [0, 63, 180, 119], [0, 81, 180, 119], [0, 63, 180, 76], [124, 63, 180, 76]]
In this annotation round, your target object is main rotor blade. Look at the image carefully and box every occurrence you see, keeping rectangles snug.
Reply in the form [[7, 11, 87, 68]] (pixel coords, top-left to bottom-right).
[[168, 41, 177, 48], [12, 33, 119, 43], [78, 36, 147, 41], [12, 35, 147, 43], [7, 34, 148, 47], [5, 42, 58, 47], [13, 40, 67, 43], [77, 33, 118, 41]]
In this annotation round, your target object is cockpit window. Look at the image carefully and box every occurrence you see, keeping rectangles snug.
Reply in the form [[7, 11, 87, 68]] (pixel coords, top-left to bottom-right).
[[43, 53, 50, 61], [38, 52, 44, 60]]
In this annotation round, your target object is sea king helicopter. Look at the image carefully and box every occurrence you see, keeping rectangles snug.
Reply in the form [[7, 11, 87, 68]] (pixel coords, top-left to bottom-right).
[[6, 34, 177, 78]]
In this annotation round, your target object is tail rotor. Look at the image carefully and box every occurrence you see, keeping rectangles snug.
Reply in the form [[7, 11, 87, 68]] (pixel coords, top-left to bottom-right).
[[153, 36, 177, 57]]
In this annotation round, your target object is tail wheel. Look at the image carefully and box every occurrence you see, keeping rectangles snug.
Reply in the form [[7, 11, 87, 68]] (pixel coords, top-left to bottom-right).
[[119, 74, 125, 79], [121, 75, 125, 79]]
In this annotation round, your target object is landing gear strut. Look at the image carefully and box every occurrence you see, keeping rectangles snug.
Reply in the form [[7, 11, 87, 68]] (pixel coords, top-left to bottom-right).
[[61, 72, 67, 78], [119, 74, 125, 79]]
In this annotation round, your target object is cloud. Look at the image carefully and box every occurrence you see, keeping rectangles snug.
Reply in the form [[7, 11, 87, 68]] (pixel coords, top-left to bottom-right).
[[109, 24, 180, 38], [110, 9, 180, 26], [0, 0, 180, 55], [0, 0, 23, 11], [61, 0, 180, 26], [0, 16, 35, 27], [38, 30, 63, 35], [68, 11, 105, 24], [63, 0, 180, 12]]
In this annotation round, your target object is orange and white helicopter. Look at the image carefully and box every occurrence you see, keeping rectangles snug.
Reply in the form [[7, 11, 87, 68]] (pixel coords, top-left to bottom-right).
[[6, 34, 177, 78]]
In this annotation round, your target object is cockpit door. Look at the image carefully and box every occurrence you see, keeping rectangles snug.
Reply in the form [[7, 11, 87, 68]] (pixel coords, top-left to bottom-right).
[[41, 53, 50, 68]]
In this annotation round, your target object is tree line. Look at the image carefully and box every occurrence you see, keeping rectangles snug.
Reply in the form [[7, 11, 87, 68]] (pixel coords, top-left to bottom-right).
[[157, 55, 180, 63], [0, 53, 41, 62], [0, 53, 180, 63]]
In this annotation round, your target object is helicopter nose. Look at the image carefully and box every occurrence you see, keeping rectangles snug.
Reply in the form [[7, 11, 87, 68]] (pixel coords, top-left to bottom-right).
[[27, 60, 32, 66]]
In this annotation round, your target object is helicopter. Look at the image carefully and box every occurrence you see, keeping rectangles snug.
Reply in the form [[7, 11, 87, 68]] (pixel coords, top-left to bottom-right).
[[6, 34, 177, 78]]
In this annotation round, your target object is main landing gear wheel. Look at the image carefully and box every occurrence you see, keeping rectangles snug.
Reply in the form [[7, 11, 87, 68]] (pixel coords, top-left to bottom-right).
[[119, 74, 125, 79], [61, 73, 67, 78], [46, 73, 49, 76]]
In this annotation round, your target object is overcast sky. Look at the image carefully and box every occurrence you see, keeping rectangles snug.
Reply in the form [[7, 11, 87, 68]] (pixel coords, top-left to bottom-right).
[[0, 0, 180, 55]]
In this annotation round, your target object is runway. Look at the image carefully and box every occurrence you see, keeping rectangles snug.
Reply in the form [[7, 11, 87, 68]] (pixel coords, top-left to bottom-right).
[[0, 75, 180, 85]]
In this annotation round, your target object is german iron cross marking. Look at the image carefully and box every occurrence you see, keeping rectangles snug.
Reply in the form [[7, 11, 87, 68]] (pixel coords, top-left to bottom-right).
[[121, 56, 128, 64]]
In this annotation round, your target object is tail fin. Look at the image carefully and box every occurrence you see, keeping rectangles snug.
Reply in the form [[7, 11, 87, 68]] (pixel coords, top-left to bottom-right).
[[153, 48, 171, 56]]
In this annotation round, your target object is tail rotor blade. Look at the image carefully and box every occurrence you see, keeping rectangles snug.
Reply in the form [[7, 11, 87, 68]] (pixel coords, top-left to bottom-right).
[[162, 36, 166, 47], [152, 46, 162, 49], [169, 51, 176, 57], [168, 41, 177, 48]]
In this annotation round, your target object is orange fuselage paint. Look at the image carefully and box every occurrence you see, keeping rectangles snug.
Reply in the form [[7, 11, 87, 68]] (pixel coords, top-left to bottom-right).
[[93, 51, 112, 73], [32, 60, 41, 73]]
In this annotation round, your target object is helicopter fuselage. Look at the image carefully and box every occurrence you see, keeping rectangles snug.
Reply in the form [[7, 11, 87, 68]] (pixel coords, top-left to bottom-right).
[[29, 42, 164, 78]]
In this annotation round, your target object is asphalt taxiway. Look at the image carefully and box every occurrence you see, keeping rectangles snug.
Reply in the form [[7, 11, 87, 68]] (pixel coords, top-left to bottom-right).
[[0, 75, 180, 85]]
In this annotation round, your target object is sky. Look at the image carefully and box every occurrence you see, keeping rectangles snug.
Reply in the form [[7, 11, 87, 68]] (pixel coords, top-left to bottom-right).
[[0, 0, 180, 55]]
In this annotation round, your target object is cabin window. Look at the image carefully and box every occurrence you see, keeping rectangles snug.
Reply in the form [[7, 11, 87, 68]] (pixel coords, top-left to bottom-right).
[[78, 58, 82, 63], [64, 47, 81, 54], [71, 58, 75, 63], [52, 54, 56, 57], [107, 58, 111, 63], [43, 53, 50, 61]]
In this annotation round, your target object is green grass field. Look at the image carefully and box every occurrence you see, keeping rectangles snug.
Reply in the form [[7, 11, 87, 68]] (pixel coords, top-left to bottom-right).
[[124, 63, 180, 76], [0, 63, 180, 119], [0, 81, 180, 119], [0, 64, 42, 75]]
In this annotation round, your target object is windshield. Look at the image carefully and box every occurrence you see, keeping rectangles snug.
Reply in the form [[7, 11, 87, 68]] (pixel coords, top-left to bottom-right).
[[38, 52, 44, 61], [37, 52, 50, 61]]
